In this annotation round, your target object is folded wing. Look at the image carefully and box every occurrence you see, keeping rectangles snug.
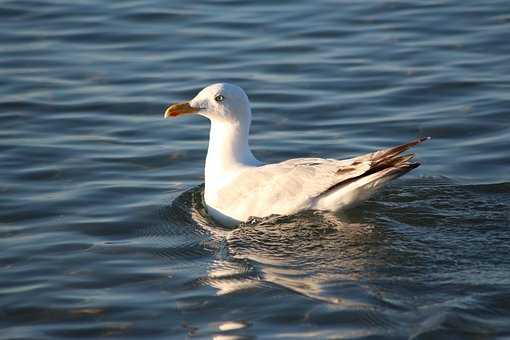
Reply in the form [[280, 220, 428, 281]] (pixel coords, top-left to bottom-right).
[[214, 137, 429, 221]]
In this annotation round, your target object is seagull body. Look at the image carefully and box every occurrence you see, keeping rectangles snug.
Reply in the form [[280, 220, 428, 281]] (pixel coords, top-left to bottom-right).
[[165, 83, 428, 226]]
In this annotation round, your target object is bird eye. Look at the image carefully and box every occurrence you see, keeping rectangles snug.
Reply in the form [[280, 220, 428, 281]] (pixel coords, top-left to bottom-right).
[[215, 95, 225, 103]]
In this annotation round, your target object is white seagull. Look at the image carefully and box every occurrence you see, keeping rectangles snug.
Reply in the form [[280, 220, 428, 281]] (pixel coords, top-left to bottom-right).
[[164, 83, 429, 226]]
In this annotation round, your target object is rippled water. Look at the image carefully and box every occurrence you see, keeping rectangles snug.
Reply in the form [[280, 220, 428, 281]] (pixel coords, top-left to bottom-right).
[[2, 0, 509, 338]]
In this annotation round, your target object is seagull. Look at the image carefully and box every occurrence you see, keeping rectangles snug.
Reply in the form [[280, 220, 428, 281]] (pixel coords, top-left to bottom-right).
[[164, 83, 429, 226]]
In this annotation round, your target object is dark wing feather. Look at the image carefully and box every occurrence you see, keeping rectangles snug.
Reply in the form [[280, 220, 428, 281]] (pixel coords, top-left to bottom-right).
[[319, 137, 430, 197]]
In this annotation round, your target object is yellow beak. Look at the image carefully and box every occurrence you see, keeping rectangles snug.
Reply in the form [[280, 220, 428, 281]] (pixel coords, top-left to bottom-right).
[[164, 102, 199, 118]]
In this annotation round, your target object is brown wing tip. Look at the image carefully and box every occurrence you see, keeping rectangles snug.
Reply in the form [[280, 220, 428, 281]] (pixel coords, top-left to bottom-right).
[[382, 162, 420, 181], [408, 136, 431, 148], [404, 162, 421, 170]]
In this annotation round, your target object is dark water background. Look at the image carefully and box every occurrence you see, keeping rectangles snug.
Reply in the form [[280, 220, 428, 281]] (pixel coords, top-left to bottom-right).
[[1, 0, 510, 338]]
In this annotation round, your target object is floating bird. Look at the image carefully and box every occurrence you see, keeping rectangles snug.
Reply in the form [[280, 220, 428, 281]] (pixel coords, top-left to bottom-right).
[[164, 83, 429, 226]]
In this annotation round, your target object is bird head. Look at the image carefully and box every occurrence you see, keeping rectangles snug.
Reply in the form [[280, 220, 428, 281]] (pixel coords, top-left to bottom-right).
[[164, 83, 251, 125]]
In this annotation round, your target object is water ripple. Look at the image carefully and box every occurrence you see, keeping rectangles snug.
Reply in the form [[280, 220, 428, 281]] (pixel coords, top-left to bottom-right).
[[2, 0, 509, 337]]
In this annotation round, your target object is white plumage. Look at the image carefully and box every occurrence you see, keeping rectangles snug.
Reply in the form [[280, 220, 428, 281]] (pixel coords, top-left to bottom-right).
[[164, 83, 428, 226]]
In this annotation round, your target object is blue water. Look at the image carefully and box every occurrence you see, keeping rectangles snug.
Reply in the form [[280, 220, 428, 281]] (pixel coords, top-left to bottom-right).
[[1, 1, 509, 338]]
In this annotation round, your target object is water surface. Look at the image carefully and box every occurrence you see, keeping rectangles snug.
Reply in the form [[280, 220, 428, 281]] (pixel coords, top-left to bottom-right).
[[1, 0, 509, 338]]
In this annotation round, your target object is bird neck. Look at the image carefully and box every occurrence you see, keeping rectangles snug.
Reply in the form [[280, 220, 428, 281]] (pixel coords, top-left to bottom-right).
[[205, 119, 258, 180]]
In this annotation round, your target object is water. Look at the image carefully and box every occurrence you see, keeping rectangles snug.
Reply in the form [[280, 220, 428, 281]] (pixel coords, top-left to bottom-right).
[[1, 0, 509, 338]]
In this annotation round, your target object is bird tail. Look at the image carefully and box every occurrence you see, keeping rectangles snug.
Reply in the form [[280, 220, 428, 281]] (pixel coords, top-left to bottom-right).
[[313, 137, 429, 211]]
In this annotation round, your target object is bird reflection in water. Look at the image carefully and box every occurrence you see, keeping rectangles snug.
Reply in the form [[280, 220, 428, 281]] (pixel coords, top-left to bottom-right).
[[206, 213, 388, 305], [176, 185, 411, 306]]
